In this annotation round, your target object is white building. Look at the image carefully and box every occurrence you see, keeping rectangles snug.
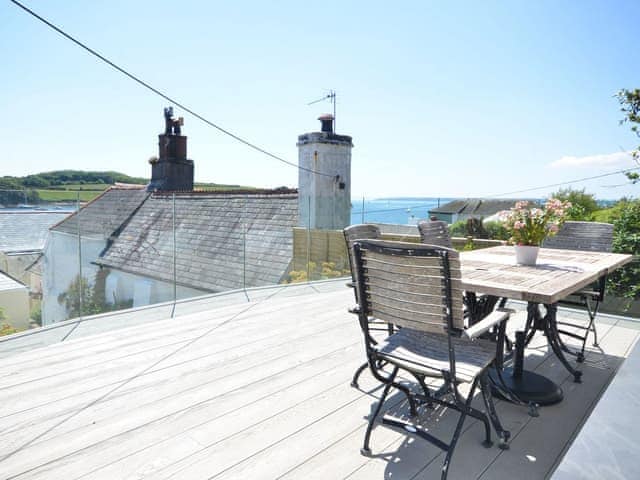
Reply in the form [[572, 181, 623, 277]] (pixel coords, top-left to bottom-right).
[[0, 271, 29, 330]]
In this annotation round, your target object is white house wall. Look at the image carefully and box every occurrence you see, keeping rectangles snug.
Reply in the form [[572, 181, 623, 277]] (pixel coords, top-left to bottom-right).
[[0, 287, 29, 330], [42, 231, 105, 326], [104, 269, 208, 309]]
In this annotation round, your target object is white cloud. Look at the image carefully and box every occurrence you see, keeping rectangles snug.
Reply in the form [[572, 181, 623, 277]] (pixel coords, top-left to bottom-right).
[[550, 151, 635, 168]]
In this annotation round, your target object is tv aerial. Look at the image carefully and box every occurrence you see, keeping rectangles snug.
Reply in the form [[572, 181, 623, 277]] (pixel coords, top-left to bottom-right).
[[307, 90, 336, 131]]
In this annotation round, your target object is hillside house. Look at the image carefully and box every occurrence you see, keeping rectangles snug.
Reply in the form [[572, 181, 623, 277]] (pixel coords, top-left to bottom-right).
[[0, 271, 29, 330], [428, 198, 520, 223], [0, 210, 71, 321], [43, 109, 359, 325]]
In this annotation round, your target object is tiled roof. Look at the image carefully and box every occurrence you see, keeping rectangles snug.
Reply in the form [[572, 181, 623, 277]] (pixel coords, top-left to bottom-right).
[[0, 211, 71, 253], [51, 187, 149, 237], [429, 198, 518, 216], [0, 271, 26, 292], [96, 192, 298, 292]]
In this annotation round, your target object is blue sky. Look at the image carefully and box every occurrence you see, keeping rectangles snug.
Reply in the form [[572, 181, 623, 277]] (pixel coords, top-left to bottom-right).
[[3, 0, 640, 199]]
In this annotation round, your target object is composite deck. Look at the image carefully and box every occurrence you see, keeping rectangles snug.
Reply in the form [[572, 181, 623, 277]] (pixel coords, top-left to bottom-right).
[[0, 280, 638, 480]]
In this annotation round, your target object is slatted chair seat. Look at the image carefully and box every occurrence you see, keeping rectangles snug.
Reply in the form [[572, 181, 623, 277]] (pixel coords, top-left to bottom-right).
[[377, 329, 497, 383]]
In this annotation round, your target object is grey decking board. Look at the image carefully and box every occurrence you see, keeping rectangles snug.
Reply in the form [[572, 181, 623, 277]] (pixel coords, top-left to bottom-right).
[[0, 314, 355, 445], [551, 333, 640, 479], [3, 338, 361, 479], [477, 321, 638, 480], [0, 298, 352, 427], [0, 300, 358, 476], [0, 283, 637, 480], [0, 279, 349, 360], [66, 348, 364, 480]]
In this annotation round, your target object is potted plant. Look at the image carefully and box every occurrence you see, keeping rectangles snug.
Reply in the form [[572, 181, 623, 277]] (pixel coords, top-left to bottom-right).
[[501, 199, 571, 265]]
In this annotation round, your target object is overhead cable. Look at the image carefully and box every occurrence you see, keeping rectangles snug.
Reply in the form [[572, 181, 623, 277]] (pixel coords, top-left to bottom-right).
[[352, 165, 640, 216], [9, 0, 335, 178], [489, 166, 640, 197]]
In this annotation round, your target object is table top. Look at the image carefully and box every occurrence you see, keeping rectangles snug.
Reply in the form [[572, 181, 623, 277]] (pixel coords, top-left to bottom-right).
[[460, 246, 633, 304]]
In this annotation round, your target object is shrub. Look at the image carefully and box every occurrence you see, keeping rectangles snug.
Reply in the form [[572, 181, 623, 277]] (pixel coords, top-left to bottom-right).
[[550, 188, 598, 220], [30, 304, 42, 326], [286, 261, 350, 283], [483, 221, 510, 240], [0, 308, 18, 337], [449, 220, 466, 238], [607, 200, 640, 304], [592, 199, 631, 224]]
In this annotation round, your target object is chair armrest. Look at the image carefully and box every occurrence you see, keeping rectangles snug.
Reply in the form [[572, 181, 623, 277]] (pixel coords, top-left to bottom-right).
[[463, 309, 512, 340]]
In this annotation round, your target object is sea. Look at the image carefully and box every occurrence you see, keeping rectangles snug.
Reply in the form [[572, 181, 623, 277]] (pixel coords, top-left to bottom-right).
[[350, 197, 455, 226]]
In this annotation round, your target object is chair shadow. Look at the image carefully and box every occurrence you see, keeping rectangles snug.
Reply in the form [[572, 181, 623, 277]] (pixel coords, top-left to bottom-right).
[[354, 346, 627, 480]]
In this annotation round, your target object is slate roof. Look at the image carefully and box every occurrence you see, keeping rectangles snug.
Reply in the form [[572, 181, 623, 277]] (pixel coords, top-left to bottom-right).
[[96, 191, 299, 293], [0, 271, 27, 292], [0, 211, 71, 253], [429, 198, 519, 216], [51, 187, 150, 237]]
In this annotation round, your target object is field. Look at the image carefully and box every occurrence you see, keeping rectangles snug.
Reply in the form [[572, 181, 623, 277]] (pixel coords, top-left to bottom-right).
[[36, 188, 107, 202], [34, 183, 255, 203]]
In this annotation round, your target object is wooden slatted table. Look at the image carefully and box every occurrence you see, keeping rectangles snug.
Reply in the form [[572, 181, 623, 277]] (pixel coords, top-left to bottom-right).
[[460, 246, 633, 406]]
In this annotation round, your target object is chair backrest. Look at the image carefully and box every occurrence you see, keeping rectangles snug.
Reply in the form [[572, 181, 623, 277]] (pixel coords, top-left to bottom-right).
[[418, 220, 453, 248], [542, 221, 613, 252], [343, 224, 382, 284], [352, 239, 465, 334]]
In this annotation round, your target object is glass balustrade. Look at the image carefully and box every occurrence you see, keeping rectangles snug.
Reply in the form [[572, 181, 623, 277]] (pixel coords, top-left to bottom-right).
[[3, 186, 638, 341]]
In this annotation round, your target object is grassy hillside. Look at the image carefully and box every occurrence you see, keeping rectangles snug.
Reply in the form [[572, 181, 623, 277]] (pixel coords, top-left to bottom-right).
[[0, 170, 253, 205]]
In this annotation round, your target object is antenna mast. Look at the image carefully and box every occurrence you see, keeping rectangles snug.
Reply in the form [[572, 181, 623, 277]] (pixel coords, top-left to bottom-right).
[[307, 90, 336, 132]]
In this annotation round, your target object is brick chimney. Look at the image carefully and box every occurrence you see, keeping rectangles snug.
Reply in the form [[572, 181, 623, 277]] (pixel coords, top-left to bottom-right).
[[147, 107, 194, 191]]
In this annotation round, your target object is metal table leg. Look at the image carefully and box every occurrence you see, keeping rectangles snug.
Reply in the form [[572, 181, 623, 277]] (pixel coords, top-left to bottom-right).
[[491, 302, 564, 406]]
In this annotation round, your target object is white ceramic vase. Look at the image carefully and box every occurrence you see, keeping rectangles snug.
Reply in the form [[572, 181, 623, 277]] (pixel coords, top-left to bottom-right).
[[515, 245, 540, 266]]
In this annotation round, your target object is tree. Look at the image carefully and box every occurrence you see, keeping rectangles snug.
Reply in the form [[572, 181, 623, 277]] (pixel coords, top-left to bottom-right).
[[57, 275, 102, 318], [616, 88, 640, 183], [551, 188, 598, 220]]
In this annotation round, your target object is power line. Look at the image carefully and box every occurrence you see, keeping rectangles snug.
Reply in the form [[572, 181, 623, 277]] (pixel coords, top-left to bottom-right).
[[351, 166, 640, 217], [489, 166, 640, 197], [9, 0, 335, 179]]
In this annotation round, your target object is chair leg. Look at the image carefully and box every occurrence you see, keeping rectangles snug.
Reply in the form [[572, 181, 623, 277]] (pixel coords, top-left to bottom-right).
[[411, 372, 433, 404], [457, 378, 492, 448], [360, 358, 419, 416], [361, 366, 398, 456], [479, 372, 510, 449], [591, 319, 599, 347], [351, 361, 368, 388], [585, 295, 600, 348], [545, 305, 582, 383], [441, 379, 477, 480], [392, 380, 419, 417]]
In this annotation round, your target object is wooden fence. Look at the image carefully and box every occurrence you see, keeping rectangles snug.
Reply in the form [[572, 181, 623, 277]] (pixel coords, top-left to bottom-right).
[[291, 228, 502, 273]]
